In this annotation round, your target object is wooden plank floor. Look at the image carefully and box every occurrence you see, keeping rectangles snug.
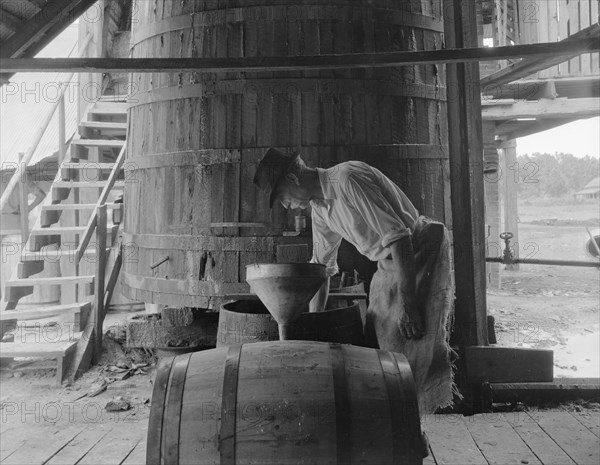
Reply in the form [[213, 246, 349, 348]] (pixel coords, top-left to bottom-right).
[[0, 412, 596, 464], [0, 424, 146, 465], [424, 411, 600, 465]]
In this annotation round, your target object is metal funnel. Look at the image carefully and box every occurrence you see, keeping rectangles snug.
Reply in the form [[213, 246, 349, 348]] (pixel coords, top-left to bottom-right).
[[246, 263, 327, 340]]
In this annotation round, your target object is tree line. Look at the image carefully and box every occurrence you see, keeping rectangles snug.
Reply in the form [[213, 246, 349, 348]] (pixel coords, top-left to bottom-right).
[[515, 153, 600, 199]]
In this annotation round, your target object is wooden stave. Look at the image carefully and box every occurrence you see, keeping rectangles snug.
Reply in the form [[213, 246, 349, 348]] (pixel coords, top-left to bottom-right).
[[147, 340, 424, 464]]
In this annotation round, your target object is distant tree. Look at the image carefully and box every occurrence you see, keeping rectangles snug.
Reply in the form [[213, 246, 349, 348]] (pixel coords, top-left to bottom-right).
[[515, 153, 600, 199]]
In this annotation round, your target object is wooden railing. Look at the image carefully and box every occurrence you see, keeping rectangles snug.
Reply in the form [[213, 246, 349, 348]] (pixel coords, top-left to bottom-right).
[[75, 145, 125, 360], [0, 34, 92, 214]]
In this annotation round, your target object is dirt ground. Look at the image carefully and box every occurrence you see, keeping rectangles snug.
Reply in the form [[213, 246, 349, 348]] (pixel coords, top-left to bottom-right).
[[488, 200, 600, 378], [0, 200, 598, 460]]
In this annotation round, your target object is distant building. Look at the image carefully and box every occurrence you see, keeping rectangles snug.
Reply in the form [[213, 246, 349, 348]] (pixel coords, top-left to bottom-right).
[[574, 177, 600, 200]]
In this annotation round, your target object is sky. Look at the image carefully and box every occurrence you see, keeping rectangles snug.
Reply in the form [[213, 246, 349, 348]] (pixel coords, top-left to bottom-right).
[[517, 117, 600, 158]]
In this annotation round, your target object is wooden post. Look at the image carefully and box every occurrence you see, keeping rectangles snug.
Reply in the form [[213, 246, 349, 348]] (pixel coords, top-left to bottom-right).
[[92, 204, 107, 363], [443, 0, 489, 347], [58, 94, 66, 164], [501, 139, 520, 270], [17, 153, 29, 245], [483, 121, 502, 289]]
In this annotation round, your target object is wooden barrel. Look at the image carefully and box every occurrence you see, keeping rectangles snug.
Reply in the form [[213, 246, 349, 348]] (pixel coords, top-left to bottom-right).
[[217, 299, 363, 347], [148, 341, 425, 464], [124, 0, 447, 308]]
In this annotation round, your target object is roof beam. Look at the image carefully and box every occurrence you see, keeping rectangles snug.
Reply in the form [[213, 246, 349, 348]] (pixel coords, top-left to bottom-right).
[[480, 23, 600, 88], [482, 76, 600, 100], [0, 0, 98, 59], [499, 117, 593, 140], [0, 38, 598, 73], [0, 7, 24, 32], [482, 98, 600, 120]]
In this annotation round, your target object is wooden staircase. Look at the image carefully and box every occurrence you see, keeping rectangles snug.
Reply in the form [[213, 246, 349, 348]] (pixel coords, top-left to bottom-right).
[[0, 97, 128, 385]]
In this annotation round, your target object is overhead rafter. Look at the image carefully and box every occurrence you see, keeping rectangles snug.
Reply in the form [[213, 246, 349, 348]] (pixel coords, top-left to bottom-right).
[[482, 76, 600, 100], [0, 7, 24, 32], [0, 38, 598, 73], [498, 117, 594, 140], [480, 23, 600, 88], [0, 0, 98, 59], [482, 97, 600, 120]]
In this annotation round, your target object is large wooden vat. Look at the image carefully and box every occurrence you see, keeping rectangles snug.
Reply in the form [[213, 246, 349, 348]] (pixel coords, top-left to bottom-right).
[[148, 341, 425, 464], [217, 299, 363, 346], [123, 0, 448, 307]]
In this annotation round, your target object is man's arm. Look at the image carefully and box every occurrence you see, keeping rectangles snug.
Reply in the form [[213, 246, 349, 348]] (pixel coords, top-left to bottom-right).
[[308, 207, 341, 312], [389, 237, 424, 339]]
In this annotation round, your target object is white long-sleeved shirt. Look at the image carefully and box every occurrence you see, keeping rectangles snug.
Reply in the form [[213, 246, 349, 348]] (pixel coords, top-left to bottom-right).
[[309, 161, 420, 276]]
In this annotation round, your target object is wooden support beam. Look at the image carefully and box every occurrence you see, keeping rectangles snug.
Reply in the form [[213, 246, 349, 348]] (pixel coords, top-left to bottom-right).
[[0, 7, 24, 32], [444, 0, 489, 347], [482, 97, 600, 120], [17, 152, 29, 245], [481, 76, 600, 100], [0, 0, 98, 59], [500, 117, 584, 140], [92, 204, 107, 364], [480, 23, 600, 88], [0, 38, 598, 73], [464, 346, 553, 383]]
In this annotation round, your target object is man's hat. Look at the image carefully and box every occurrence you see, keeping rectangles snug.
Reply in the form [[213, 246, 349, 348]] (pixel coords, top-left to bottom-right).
[[253, 148, 298, 208]]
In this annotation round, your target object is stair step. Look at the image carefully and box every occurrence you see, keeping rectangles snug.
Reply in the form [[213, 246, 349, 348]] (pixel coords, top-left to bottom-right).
[[89, 102, 128, 115], [97, 94, 130, 102], [0, 302, 91, 322], [79, 121, 127, 131], [0, 340, 77, 358], [29, 225, 115, 236], [54, 181, 125, 188], [0, 340, 78, 385], [42, 203, 120, 211], [61, 162, 117, 170], [6, 276, 95, 287], [20, 247, 109, 262], [71, 139, 125, 148]]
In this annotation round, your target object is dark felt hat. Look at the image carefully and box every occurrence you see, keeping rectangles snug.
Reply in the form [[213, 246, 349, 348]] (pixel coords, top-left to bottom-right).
[[253, 148, 297, 208]]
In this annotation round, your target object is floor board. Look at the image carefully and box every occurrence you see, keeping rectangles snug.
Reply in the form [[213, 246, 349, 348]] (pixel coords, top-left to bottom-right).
[[503, 412, 576, 465], [569, 410, 600, 439], [77, 427, 144, 465], [533, 411, 600, 465], [464, 413, 542, 465], [45, 427, 111, 465], [1, 412, 597, 464], [120, 439, 146, 465], [422, 414, 488, 465]]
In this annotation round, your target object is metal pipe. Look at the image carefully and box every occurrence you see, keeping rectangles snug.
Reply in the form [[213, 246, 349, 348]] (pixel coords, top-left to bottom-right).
[[486, 257, 600, 268]]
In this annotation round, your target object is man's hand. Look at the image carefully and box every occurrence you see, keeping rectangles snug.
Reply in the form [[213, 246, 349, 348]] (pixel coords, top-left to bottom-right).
[[390, 237, 425, 340], [399, 302, 425, 339]]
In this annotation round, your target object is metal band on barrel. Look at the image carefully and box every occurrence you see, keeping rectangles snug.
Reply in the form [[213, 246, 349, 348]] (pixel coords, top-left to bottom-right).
[[220, 344, 243, 464], [146, 356, 175, 464], [163, 353, 192, 464], [378, 350, 412, 464]]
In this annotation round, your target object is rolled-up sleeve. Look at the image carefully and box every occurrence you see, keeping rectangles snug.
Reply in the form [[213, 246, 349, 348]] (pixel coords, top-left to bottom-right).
[[344, 176, 411, 247], [310, 208, 342, 277]]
